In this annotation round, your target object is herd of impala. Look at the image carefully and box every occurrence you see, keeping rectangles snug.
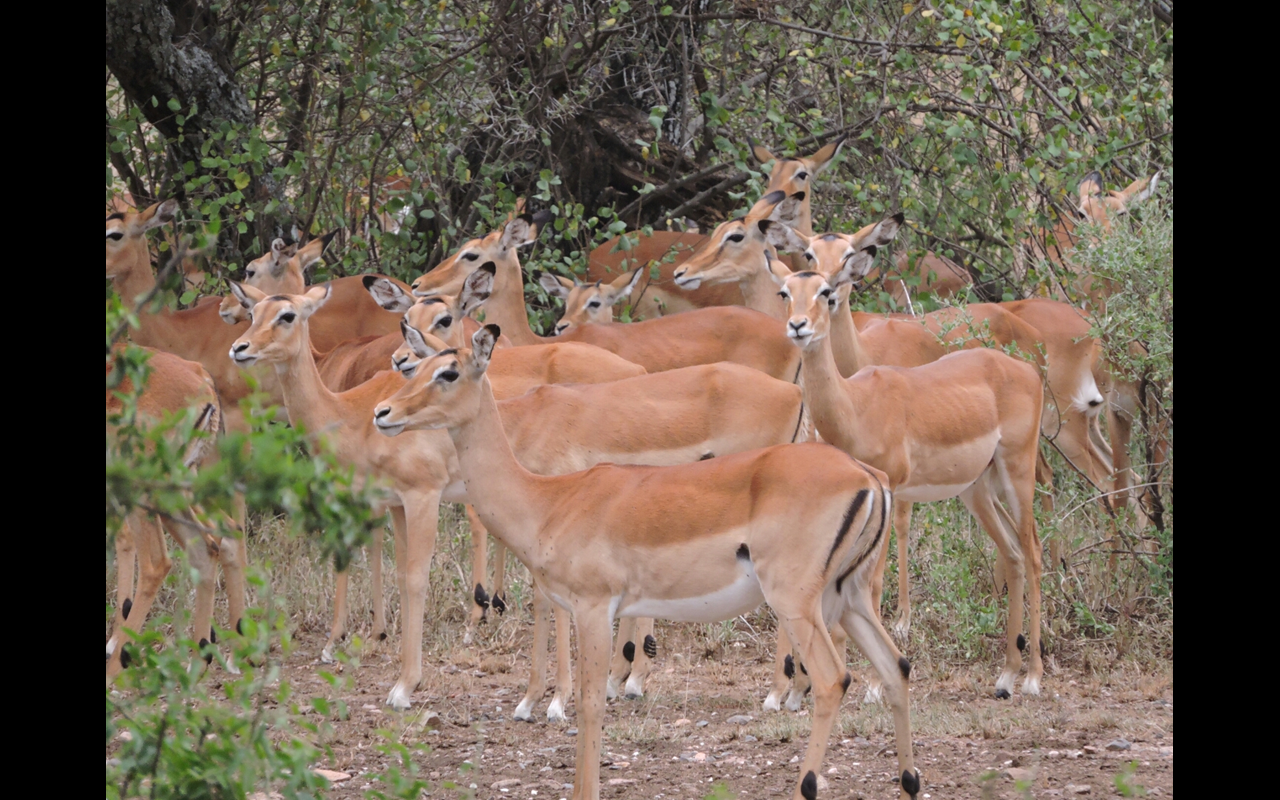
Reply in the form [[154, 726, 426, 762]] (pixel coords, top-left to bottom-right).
[[106, 136, 1162, 800]]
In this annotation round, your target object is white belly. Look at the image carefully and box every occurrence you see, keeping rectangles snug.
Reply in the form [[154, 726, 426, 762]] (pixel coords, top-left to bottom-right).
[[897, 481, 979, 503], [622, 565, 764, 623]]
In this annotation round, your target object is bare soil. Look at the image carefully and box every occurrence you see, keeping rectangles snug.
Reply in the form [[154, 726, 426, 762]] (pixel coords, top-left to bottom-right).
[[239, 623, 1173, 800]]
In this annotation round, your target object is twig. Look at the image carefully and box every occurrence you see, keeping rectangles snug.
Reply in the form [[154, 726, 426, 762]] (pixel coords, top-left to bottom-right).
[[662, 171, 751, 223], [614, 161, 730, 223]]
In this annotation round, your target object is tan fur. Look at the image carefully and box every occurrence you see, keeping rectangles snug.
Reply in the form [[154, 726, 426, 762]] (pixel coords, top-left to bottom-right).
[[372, 329, 918, 800]]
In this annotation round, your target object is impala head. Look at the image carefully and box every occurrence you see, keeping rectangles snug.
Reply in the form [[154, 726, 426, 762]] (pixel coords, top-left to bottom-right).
[[226, 283, 331, 367], [536, 267, 643, 334], [1075, 170, 1161, 229], [106, 199, 178, 278], [410, 210, 551, 297], [770, 246, 878, 349], [749, 135, 846, 215], [373, 325, 501, 436], [219, 232, 336, 324], [393, 263, 495, 374], [798, 213, 904, 279], [672, 190, 805, 288]]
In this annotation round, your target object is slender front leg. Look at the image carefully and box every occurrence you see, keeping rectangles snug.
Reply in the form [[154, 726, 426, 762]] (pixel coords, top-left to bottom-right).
[[514, 580, 552, 722], [387, 494, 440, 710], [323, 566, 351, 664], [550, 607, 573, 721], [777, 606, 849, 800], [763, 625, 793, 712], [570, 604, 611, 800], [607, 617, 636, 700], [107, 513, 172, 682], [491, 538, 509, 615], [369, 509, 396, 648], [108, 518, 138, 663], [168, 514, 218, 671], [890, 500, 914, 641], [465, 505, 489, 643], [962, 480, 1026, 699], [220, 493, 248, 637], [622, 618, 655, 698]]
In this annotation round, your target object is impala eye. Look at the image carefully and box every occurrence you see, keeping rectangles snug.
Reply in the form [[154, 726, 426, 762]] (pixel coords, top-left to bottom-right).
[[587, 300, 602, 309], [820, 288, 833, 298], [726, 233, 745, 243], [804, 252, 814, 261], [106, 231, 124, 241], [777, 291, 790, 300], [278, 312, 297, 323], [439, 369, 459, 382], [462, 252, 479, 261], [246, 269, 256, 278], [436, 315, 453, 329], [795, 171, 809, 181]]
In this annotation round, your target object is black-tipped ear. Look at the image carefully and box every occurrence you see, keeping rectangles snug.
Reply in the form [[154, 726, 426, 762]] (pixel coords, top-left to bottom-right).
[[362, 275, 378, 290], [790, 191, 806, 203], [761, 189, 786, 205], [757, 219, 773, 236], [479, 261, 497, 276], [864, 245, 877, 258], [320, 229, 339, 250], [483, 323, 501, 339], [891, 212, 905, 225]]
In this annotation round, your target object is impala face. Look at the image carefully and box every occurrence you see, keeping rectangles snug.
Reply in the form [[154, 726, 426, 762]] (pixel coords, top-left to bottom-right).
[[770, 246, 878, 349], [410, 212, 549, 297], [374, 325, 500, 436], [537, 267, 643, 333], [673, 190, 797, 288], [393, 262, 496, 372], [106, 199, 178, 278], [1076, 170, 1161, 230], [218, 233, 335, 324], [750, 134, 847, 204], [227, 284, 331, 367]]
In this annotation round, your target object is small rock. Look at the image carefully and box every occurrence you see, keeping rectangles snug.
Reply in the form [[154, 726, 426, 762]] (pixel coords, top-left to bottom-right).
[[1157, 745, 1173, 756], [118, 730, 133, 742], [1067, 750, 1082, 759], [741, 735, 758, 743], [816, 775, 829, 790], [693, 752, 709, 762], [1106, 738, 1132, 751], [696, 720, 709, 727], [609, 761, 630, 769], [853, 736, 870, 746], [247, 794, 284, 800], [827, 767, 839, 775], [490, 779, 522, 789], [313, 769, 351, 783], [1082, 745, 1099, 755], [1003, 767, 1035, 784], [1065, 784, 1092, 795], [726, 715, 753, 725], [565, 728, 577, 736], [607, 778, 638, 786], [421, 711, 443, 730], [1046, 750, 1061, 759], [673, 718, 692, 727]]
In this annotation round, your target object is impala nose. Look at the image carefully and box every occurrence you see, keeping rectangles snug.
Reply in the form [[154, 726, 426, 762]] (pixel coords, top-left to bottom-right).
[[374, 406, 390, 419], [788, 319, 806, 333], [673, 267, 687, 279], [232, 342, 249, 353], [554, 323, 569, 335], [392, 353, 408, 370]]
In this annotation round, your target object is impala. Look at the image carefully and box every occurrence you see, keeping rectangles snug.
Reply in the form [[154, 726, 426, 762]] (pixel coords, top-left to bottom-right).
[[107, 347, 231, 682], [769, 245, 1045, 700], [536, 267, 644, 334], [373, 324, 920, 800]]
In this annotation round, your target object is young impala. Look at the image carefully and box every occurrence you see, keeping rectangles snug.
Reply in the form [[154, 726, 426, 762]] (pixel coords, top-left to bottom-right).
[[373, 324, 920, 800]]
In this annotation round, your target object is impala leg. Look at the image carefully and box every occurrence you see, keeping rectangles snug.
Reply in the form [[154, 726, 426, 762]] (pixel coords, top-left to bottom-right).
[[963, 478, 1026, 699], [323, 566, 351, 664], [514, 581, 551, 722], [763, 625, 793, 712], [623, 617, 655, 698], [107, 518, 138, 664], [368, 509, 396, 650], [108, 514, 172, 682], [388, 495, 439, 710], [840, 597, 919, 800], [774, 604, 846, 800], [1035, 449, 1062, 569], [890, 500, 914, 641], [607, 617, 636, 700], [491, 538, 509, 616], [996, 456, 1045, 696], [168, 513, 217, 671], [220, 493, 247, 638], [570, 605, 611, 800], [465, 504, 489, 643], [550, 604, 573, 721]]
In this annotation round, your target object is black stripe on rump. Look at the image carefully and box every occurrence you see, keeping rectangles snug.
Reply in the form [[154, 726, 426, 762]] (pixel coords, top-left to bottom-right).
[[824, 489, 869, 572], [835, 479, 888, 594]]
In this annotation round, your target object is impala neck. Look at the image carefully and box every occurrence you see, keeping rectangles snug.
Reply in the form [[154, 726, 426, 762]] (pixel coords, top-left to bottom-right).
[[110, 251, 191, 352], [271, 327, 346, 432], [799, 330, 866, 457], [448, 378, 547, 568], [828, 286, 872, 378], [486, 256, 542, 346], [740, 258, 789, 321], [783, 204, 815, 272]]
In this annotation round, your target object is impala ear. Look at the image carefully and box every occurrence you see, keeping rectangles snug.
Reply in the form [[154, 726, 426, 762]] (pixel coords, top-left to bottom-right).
[[471, 324, 500, 371], [762, 249, 792, 287], [857, 213, 904, 248], [1079, 171, 1105, 204], [269, 239, 298, 277], [535, 270, 575, 299], [748, 137, 777, 165], [401, 318, 438, 359], [501, 214, 541, 249], [1120, 171, 1161, 205], [610, 266, 644, 300], [297, 283, 331, 320], [295, 234, 333, 270], [833, 245, 878, 287], [229, 281, 267, 310], [363, 275, 415, 313], [457, 263, 495, 314], [748, 190, 787, 221], [808, 134, 848, 174], [138, 199, 179, 231], [761, 220, 811, 254], [770, 191, 806, 226]]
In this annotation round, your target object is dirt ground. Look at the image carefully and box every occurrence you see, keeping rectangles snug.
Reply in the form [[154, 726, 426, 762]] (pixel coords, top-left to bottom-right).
[[229, 622, 1173, 800]]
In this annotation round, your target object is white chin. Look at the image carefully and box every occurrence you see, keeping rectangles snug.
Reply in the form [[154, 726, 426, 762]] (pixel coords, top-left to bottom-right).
[[231, 355, 258, 366], [675, 277, 701, 289], [788, 332, 813, 347], [375, 422, 406, 437]]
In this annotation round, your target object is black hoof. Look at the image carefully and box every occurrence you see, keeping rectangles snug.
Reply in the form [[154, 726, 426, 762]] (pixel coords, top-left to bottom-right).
[[492, 594, 507, 615], [198, 638, 214, 665], [120, 647, 133, 669], [995, 688, 1011, 700], [473, 583, 490, 610], [902, 769, 921, 797], [800, 769, 818, 799]]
